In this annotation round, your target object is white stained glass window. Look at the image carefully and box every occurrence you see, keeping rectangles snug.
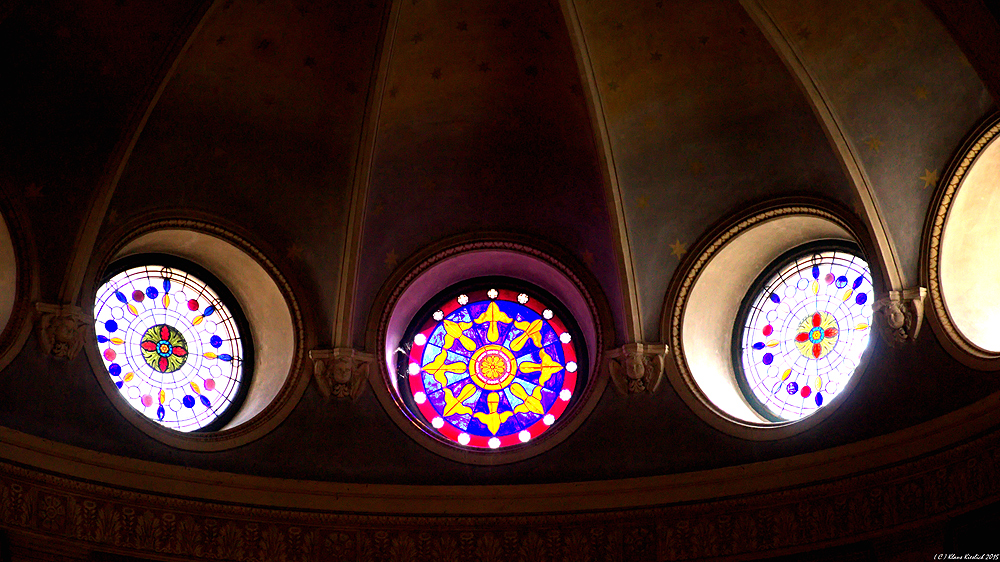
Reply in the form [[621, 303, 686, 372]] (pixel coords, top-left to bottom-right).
[[94, 262, 248, 432], [736, 247, 874, 421]]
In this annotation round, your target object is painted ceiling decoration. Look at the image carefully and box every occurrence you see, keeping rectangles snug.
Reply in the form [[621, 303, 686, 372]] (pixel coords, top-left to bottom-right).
[[2, 0, 1000, 557]]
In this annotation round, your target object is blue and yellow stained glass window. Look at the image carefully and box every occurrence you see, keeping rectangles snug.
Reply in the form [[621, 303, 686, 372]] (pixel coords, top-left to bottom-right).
[[403, 287, 582, 449], [93, 260, 250, 432], [736, 246, 874, 421]]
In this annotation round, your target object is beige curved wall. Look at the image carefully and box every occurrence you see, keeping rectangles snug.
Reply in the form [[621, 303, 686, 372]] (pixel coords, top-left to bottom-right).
[[940, 138, 1000, 352], [116, 229, 295, 430], [683, 215, 852, 423], [0, 213, 16, 338]]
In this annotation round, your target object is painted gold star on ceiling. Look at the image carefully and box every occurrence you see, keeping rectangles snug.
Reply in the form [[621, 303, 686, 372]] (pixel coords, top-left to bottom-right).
[[865, 137, 882, 152], [637, 195, 648, 209], [913, 87, 928, 100], [669, 240, 687, 258], [690, 160, 705, 175], [384, 249, 399, 269], [650, 51, 662, 61], [286, 244, 303, 261], [920, 169, 939, 189]]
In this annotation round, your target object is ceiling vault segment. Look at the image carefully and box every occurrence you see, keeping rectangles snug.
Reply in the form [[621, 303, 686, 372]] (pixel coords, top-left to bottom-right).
[[558, 0, 644, 343], [332, 0, 399, 349], [55, 0, 221, 307], [740, 0, 905, 292]]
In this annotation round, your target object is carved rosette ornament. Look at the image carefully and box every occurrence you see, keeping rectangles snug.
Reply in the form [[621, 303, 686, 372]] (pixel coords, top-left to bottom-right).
[[873, 288, 927, 347], [309, 348, 374, 400], [607, 343, 667, 394], [36, 303, 90, 360]]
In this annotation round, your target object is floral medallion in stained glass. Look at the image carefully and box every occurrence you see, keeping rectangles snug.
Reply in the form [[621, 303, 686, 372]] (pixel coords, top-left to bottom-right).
[[94, 260, 250, 432], [403, 287, 582, 450], [735, 246, 874, 421]]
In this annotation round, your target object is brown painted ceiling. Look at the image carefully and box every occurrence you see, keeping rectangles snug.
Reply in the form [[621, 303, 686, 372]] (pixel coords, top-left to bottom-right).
[[1, 0, 999, 484]]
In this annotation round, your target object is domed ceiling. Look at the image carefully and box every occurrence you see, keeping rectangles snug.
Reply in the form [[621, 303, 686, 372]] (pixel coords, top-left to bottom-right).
[[1, 0, 999, 487]]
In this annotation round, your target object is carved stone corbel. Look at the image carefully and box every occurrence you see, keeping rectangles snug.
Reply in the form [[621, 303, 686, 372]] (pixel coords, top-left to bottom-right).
[[606, 343, 668, 395], [873, 288, 927, 347], [308, 348, 374, 400], [36, 303, 91, 360]]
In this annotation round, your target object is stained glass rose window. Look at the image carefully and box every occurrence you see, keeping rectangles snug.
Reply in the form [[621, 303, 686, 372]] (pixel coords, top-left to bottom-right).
[[93, 257, 251, 432], [735, 244, 874, 421], [399, 285, 584, 449]]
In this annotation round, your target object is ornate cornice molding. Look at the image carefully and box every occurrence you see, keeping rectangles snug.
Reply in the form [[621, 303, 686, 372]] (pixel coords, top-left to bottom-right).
[[923, 112, 1000, 368], [2, 397, 1000, 560]]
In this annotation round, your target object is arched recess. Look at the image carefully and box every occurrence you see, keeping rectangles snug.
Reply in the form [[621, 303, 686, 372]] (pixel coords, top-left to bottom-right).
[[0, 193, 38, 374], [662, 199, 885, 440], [923, 112, 1000, 370], [81, 216, 310, 450], [365, 233, 615, 465]]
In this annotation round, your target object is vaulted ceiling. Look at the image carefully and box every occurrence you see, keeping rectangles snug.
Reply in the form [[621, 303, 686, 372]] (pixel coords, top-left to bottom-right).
[[2, 0, 999, 486]]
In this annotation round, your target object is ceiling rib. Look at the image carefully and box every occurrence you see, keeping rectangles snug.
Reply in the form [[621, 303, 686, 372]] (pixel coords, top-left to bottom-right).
[[56, 0, 222, 306], [332, 0, 400, 349], [740, 0, 904, 291], [558, 0, 644, 343]]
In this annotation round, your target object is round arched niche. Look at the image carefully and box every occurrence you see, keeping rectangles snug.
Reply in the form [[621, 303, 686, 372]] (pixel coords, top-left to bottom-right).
[[925, 113, 1000, 369], [663, 203, 880, 440], [83, 220, 307, 450], [370, 237, 611, 465]]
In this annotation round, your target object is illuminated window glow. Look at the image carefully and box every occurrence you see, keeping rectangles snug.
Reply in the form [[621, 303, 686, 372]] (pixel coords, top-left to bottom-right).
[[736, 248, 873, 421], [94, 263, 248, 432], [404, 287, 580, 449]]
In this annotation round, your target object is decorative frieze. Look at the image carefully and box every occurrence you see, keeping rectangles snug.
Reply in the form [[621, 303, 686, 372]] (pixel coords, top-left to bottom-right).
[[309, 348, 374, 400], [873, 288, 927, 347], [2, 422, 1000, 561], [606, 343, 667, 394], [35, 303, 91, 360]]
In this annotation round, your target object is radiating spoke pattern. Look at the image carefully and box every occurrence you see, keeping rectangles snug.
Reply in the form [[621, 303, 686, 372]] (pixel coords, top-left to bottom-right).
[[737, 250, 874, 421], [405, 288, 579, 449], [94, 265, 245, 432]]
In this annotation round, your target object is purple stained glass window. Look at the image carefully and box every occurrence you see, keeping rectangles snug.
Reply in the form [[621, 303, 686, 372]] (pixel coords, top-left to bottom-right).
[[402, 287, 582, 450], [93, 262, 248, 432], [736, 247, 874, 421]]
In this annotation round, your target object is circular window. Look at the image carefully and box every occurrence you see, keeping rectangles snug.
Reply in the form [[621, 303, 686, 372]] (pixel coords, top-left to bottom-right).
[[734, 244, 874, 421], [397, 282, 585, 450], [93, 255, 252, 432]]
